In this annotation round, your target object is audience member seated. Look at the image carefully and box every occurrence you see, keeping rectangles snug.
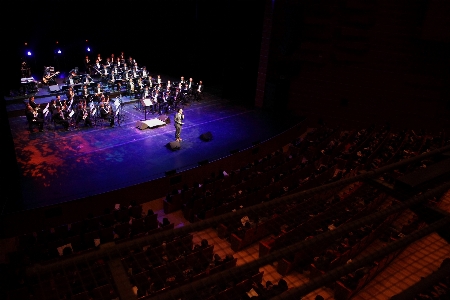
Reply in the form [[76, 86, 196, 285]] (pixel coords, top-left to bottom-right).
[[194, 238, 209, 250], [212, 253, 223, 266], [159, 217, 171, 227]]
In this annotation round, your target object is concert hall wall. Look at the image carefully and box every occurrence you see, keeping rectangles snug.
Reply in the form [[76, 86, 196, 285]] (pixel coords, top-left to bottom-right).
[[261, 0, 450, 131]]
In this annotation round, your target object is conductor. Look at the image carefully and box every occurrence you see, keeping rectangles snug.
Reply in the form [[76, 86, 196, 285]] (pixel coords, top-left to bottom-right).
[[174, 108, 184, 142]]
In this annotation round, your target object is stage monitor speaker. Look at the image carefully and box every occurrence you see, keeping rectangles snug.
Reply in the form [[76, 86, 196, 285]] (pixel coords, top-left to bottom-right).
[[200, 131, 213, 141], [158, 115, 170, 124], [135, 121, 148, 130], [49, 84, 60, 92], [167, 141, 181, 150]]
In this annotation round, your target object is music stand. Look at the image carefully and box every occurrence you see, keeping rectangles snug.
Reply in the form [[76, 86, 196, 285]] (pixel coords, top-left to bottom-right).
[[140, 98, 152, 120]]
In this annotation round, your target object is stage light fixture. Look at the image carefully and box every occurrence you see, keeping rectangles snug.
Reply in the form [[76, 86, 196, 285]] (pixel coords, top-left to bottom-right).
[[27, 51, 32, 56]]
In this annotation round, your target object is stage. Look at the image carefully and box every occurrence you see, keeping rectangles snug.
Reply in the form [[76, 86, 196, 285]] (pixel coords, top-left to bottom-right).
[[3, 82, 305, 214]]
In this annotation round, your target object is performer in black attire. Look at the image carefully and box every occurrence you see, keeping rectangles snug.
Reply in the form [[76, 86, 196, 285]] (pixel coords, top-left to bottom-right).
[[195, 80, 203, 101], [28, 96, 41, 114], [75, 103, 93, 128], [25, 105, 44, 132], [53, 106, 71, 131], [99, 102, 115, 127], [83, 55, 91, 74], [174, 108, 184, 142], [81, 84, 90, 101]]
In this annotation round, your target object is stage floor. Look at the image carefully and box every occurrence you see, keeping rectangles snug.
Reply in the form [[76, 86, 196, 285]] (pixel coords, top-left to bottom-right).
[[5, 85, 305, 214]]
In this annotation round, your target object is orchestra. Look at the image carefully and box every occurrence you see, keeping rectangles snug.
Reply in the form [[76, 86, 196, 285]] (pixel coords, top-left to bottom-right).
[[20, 51, 202, 132]]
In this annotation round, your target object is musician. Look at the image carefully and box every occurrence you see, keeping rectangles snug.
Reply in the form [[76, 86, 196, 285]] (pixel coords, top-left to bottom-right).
[[61, 100, 72, 119], [82, 74, 93, 85], [136, 77, 144, 94], [99, 102, 114, 127], [127, 56, 134, 67], [188, 77, 195, 90], [140, 66, 148, 79], [83, 55, 91, 74], [108, 72, 117, 91], [116, 57, 122, 69], [25, 105, 44, 132], [66, 75, 75, 86], [173, 88, 182, 109], [66, 87, 76, 105], [167, 80, 172, 89], [112, 65, 120, 77], [126, 78, 135, 98], [96, 53, 102, 65], [104, 57, 112, 69], [21, 60, 31, 78], [181, 81, 189, 95], [180, 76, 186, 85], [49, 99, 58, 115], [53, 106, 70, 131], [110, 53, 115, 66], [28, 96, 40, 111], [54, 94, 63, 108], [157, 75, 162, 84], [43, 67, 57, 85], [119, 51, 125, 63], [102, 65, 109, 77], [122, 67, 130, 82], [104, 94, 114, 116], [147, 75, 155, 89], [101, 65, 110, 85], [161, 89, 171, 114], [43, 67, 51, 82], [81, 84, 90, 100], [141, 86, 151, 99], [122, 63, 129, 74], [195, 80, 204, 101], [131, 66, 139, 79], [75, 103, 93, 128], [93, 83, 103, 102], [174, 108, 184, 142], [93, 59, 102, 76], [152, 87, 161, 114]]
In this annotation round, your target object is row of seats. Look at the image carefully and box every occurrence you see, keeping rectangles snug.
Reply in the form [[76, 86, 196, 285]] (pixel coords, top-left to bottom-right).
[[6, 258, 119, 300], [4, 124, 449, 300], [12, 204, 163, 264]]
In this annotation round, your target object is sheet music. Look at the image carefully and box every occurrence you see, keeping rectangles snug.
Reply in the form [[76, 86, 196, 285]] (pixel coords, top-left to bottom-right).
[[141, 98, 152, 106]]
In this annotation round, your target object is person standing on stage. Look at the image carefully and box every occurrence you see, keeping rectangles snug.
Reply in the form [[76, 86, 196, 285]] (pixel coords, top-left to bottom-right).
[[196, 80, 203, 101], [174, 108, 184, 142]]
